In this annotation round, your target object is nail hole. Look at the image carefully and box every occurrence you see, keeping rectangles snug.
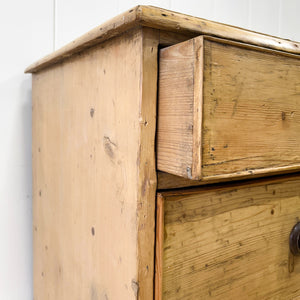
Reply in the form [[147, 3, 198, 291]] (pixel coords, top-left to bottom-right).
[[90, 108, 95, 118]]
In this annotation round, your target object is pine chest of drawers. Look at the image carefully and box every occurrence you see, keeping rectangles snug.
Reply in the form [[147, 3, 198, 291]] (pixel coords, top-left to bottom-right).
[[26, 6, 300, 299]]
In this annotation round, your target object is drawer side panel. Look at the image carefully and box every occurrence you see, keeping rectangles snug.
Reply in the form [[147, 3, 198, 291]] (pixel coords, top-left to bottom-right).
[[157, 38, 203, 179]]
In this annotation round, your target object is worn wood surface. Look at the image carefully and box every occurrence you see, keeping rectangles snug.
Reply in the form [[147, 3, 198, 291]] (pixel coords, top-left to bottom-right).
[[158, 36, 300, 181], [25, 5, 300, 73], [32, 28, 157, 300], [157, 38, 198, 179], [155, 194, 164, 300], [157, 171, 202, 190], [156, 174, 300, 299], [137, 27, 159, 299], [158, 30, 195, 47], [157, 170, 300, 190], [202, 37, 300, 179]]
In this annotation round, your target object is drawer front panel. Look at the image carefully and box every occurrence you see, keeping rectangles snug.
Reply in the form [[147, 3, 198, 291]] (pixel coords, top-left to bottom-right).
[[156, 175, 300, 299], [157, 36, 300, 181]]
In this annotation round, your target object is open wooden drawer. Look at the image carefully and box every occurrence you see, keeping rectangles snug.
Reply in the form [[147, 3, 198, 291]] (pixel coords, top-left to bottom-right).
[[157, 36, 300, 181], [155, 174, 300, 299]]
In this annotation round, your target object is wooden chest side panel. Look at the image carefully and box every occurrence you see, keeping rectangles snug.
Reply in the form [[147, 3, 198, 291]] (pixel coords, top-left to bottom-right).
[[32, 28, 157, 300], [202, 38, 300, 178], [157, 176, 300, 299]]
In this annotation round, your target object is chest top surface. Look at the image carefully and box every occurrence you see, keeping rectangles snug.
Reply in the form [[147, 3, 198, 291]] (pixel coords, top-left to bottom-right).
[[26, 5, 300, 74]]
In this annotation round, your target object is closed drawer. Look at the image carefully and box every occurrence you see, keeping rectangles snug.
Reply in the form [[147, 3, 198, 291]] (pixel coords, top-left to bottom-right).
[[155, 174, 300, 299], [157, 36, 300, 181]]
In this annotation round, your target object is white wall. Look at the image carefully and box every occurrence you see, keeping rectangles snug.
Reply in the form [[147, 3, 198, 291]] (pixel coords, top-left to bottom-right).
[[0, 1, 53, 299], [1, 1, 299, 299]]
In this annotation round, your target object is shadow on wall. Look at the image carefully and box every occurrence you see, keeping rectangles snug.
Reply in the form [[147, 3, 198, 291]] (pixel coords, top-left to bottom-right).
[[21, 75, 32, 195]]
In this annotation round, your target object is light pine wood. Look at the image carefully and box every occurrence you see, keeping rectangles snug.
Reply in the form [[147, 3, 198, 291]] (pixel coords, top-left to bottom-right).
[[156, 174, 300, 299], [157, 35, 300, 181], [157, 170, 300, 190], [157, 38, 200, 179], [139, 6, 300, 54], [25, 6, 300, 73], [155, 194, 164, 300], [158, 30, 195, 47], [32, 28, 157, 300], [137, 27, 159, 299], [28, 7, 300, 299], [157, 171, 203, 189], [202, 37, 300, 179]]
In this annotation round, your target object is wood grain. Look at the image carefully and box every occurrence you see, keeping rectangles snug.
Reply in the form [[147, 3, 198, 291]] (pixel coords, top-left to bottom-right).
[[157, 174, 300, 299], [155, 194, 164, 300], [157, 38, 196, 179], [25, 5, 300, 73], [157, 170, 300, 190], [157, 171, 203, 190], [157, 36, 300, 181], [202, 37, 300, 179], [32, 28, 157, 300], [158, 30, 195, 47], [137, 27, 159, 300]]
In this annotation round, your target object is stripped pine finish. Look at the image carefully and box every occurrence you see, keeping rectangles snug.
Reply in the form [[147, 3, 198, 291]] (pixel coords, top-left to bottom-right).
[[157, 37, 203, 179], [32, 28, 158, 300], [25, 6, 300, 73], [157, 36, 300, 180], [27, 6, 300, 300], [157, 170, 300, 190], [156, 174, 300, 299]]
